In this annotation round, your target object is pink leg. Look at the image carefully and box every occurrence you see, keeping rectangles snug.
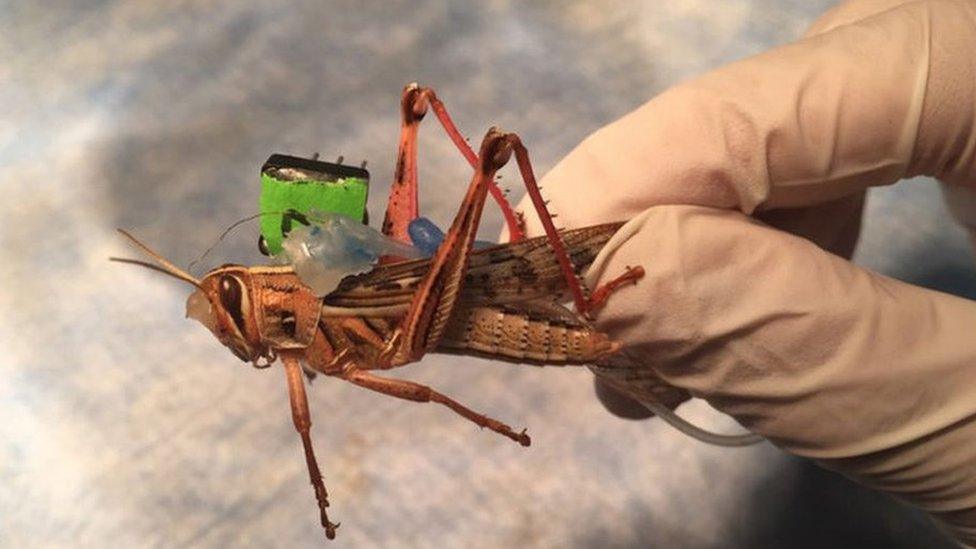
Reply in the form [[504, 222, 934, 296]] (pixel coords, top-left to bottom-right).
[[381, 86, 422, 241], [503, 137, 645, 318], [503, 136, 599, 318], [424, 92, 525, 242], [381, 83, 525, 243]]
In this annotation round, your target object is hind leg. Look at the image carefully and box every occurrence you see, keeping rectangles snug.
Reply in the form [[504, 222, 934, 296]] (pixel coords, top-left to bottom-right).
[[502, 135, 644, 319], [381, 83, 524, 243]]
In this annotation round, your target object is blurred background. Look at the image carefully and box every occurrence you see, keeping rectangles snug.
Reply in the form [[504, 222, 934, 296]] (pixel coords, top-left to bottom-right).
[[2, 1, 973, 547]]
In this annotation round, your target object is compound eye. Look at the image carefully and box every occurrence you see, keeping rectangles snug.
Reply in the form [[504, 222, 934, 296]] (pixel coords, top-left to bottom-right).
[[218, 275, 247, 333]]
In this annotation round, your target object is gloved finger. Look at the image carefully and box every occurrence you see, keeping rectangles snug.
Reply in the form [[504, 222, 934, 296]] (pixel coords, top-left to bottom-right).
[[510, 0, 976, 240], [592, 189, 866, 421], [588, 205, 976, 542]]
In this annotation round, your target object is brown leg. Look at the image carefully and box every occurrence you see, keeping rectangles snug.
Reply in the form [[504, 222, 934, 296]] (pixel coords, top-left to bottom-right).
[[381, 83, 524, 243], [342, 368, 530, 446], [282, 352, 339, 539]]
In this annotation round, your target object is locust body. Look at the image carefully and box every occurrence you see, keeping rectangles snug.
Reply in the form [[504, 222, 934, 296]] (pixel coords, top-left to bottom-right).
[[114, 84, 643, 540], [187, 222, 624, 376]]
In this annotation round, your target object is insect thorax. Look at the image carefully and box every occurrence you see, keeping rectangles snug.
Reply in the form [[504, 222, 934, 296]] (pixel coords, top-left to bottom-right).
[[250, 269, 323, 349]]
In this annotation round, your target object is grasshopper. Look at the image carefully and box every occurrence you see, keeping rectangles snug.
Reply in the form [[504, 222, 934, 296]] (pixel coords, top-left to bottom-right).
[[113, 84, 644, 540]]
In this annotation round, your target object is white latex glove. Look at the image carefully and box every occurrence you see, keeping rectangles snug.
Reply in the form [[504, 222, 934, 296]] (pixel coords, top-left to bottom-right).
[[512, 0, 976, 543]]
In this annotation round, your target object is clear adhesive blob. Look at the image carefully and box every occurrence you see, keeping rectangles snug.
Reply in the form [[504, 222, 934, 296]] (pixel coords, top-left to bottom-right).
[[280, 211, 424, 295]]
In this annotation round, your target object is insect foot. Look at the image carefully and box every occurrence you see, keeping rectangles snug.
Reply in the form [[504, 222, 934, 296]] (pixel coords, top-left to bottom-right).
[[586, 265, 646, 317]]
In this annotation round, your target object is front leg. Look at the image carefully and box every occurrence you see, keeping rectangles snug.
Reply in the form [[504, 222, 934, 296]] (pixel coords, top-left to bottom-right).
[[281, 352, 339, 540], [342, 368, 530, 446]]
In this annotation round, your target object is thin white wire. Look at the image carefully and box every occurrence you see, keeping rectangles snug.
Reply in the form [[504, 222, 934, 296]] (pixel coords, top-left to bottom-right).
[[634, 395, 764, 447]]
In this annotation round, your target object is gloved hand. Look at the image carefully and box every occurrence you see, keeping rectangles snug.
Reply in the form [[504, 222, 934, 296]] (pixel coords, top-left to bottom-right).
[[510, 0, 976, 543]]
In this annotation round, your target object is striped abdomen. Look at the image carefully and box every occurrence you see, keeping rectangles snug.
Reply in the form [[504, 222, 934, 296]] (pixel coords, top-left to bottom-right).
[[439, 305, 619, 364]]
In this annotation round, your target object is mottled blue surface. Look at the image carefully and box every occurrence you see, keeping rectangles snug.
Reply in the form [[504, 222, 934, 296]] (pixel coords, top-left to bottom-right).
[[1, 2, 971, 548]]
